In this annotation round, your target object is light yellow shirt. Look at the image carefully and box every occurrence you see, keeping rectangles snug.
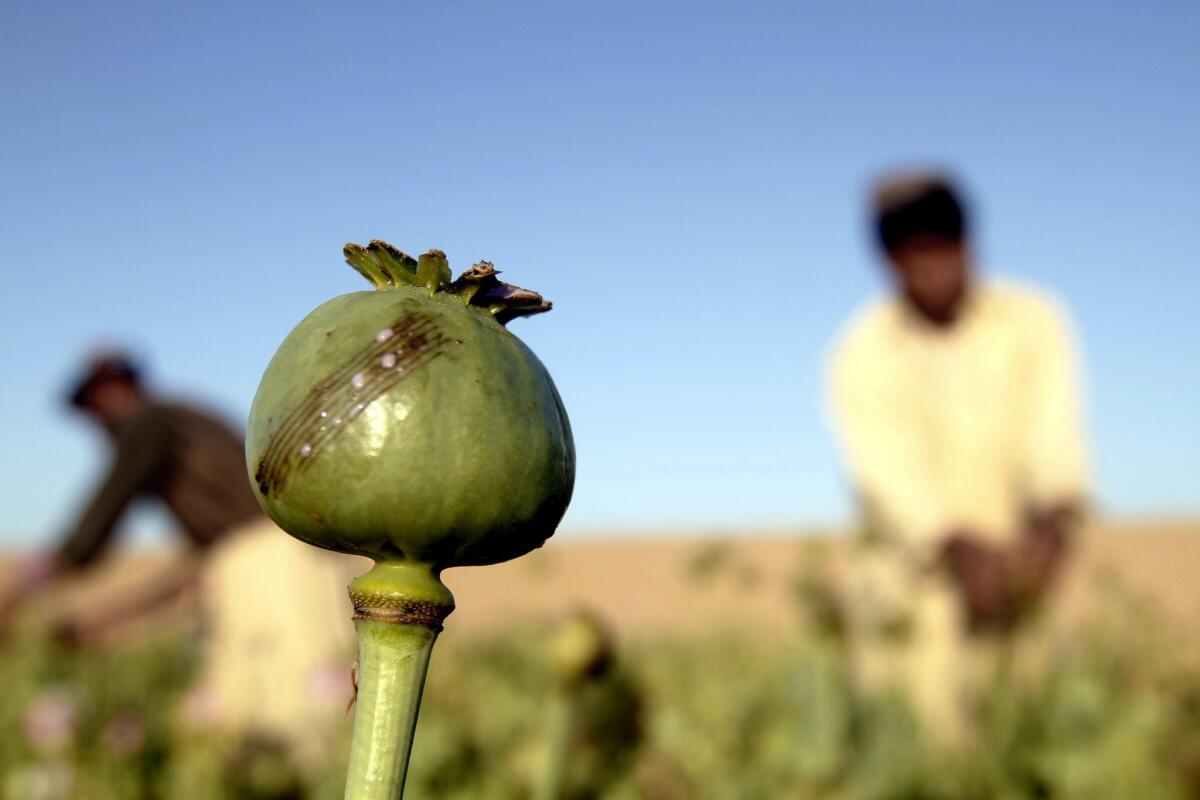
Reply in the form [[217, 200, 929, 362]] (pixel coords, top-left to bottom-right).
[[828, 279, 1088, 561]]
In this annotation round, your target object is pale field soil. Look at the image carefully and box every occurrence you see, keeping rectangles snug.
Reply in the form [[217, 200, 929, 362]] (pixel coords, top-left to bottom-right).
[[3, 518, 1197, 651], [444, 517, 1200, 640]]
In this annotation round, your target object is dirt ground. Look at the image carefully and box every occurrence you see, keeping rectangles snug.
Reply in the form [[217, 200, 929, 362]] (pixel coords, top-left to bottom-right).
[[4, 517, 1196, 646], [443, 517, 1200, 639]]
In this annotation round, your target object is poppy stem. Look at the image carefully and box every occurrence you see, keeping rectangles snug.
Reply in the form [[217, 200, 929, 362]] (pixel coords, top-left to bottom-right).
[[342, 562, 453, 800]]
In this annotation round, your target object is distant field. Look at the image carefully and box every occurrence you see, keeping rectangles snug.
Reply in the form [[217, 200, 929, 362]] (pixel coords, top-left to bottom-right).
[[445, 517, 1200, 640], [6, 517, 1197, 645]]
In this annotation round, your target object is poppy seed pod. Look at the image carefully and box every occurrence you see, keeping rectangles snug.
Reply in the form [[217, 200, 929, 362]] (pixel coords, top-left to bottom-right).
[[247, 242, 575, 573]]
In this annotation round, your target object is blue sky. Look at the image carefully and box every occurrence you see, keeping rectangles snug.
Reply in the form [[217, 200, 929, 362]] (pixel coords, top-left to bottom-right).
[[1, 2, 1197, 545]]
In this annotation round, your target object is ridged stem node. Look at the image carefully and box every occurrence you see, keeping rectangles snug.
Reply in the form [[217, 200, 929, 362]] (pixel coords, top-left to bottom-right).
[[343, 561, 454, 800]]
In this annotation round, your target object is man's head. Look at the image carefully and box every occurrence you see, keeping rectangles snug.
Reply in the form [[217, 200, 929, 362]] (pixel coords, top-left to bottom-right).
[[67, 353, 147, 432], [872, 172, 971, 326]]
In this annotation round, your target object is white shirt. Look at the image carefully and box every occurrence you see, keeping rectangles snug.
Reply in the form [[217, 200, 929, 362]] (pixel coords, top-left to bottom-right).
[[828, 279, 1088, 560]]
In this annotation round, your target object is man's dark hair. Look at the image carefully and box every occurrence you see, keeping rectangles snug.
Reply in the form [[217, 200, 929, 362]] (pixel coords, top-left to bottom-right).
[[872, 173, 968, 252], [66, 353, 143, 408]]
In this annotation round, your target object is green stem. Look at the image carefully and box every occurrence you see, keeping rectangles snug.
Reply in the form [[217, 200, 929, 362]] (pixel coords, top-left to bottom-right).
[[344, 619, 436, 799], [537, 693, 576, 800], [343, 561, 454, 800]]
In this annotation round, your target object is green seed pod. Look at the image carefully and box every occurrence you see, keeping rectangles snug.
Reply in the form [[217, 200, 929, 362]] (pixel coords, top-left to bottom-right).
[[549, 610, 613, 691], [247, 242, 574, 570], [245, 241, 575, 799]]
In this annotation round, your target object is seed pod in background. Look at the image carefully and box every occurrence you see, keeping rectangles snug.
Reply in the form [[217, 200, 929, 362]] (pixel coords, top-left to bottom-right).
[[539, 610, 643, 800], [246, 241, 575, 799], [549, 610, 614, 692]]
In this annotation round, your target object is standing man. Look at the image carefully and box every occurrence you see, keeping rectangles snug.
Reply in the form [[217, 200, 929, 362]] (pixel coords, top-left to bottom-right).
[[826, 172, 1089, 742], [0, 352, 355, 761]]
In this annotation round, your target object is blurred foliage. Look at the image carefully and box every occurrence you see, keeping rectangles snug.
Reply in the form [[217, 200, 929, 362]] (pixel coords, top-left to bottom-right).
[[2, 596, 1199, 799]]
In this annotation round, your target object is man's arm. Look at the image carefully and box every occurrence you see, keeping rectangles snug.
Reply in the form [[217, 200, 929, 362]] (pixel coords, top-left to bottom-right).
[[1010, 299, 1089, 597], [1023, 297, 1089, 518], [55, 411, 171, 569], [57, 554, 202, 646], [0, 412, 171, 636]]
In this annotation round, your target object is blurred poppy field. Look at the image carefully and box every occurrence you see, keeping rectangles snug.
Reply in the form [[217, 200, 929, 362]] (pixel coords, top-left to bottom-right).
[[3, 553, 1199, 800]]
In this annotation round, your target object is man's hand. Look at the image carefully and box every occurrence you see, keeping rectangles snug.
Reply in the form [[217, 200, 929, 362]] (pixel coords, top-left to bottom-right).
[[938, 511, 1076, 634], [938, 533, 1022, 632], [1009, 508, 1075, 605]]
